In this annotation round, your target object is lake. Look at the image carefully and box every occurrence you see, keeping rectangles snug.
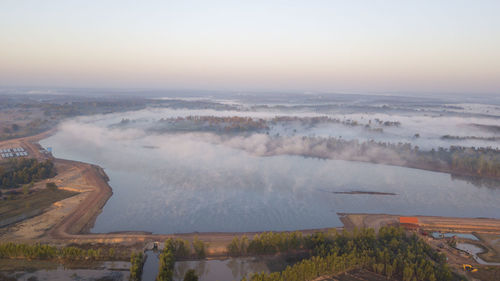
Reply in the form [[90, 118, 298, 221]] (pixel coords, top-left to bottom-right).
[[40, 112, 500, 234]]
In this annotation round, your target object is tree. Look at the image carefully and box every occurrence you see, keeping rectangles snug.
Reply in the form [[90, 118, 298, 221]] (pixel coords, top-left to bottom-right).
[[183, 269, 198, 281], [192, 236, 206, 258], [108, 248, 115, 259], [227, 236, 242, 256], [1, 159, 57, 189], [403, 266, 414, 281], [22, 182, 34, 195], [129, 252, 144, 281], [157, 250, 175, 281], [164, 238, 190, 258]]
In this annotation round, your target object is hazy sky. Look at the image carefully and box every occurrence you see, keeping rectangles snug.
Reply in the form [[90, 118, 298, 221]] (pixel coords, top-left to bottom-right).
[[1, 0, 499, 94]]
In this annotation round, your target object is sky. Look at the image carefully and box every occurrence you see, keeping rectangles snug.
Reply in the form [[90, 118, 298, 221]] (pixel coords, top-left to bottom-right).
[[1, 0, 499, 94]]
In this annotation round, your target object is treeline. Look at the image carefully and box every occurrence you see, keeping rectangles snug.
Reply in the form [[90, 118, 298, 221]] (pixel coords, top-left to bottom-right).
[[246, 135, 500, 179], [441, 135, 500, 141], [240, 227, 463, 281], [153, 116, 269, 133], [0, 158, 57, 189], [158, 115, 398, 134], [130, 252, 144, 281], [447, 146, 500, 177], [162, 237, 207, 259], [228, 232, 304, 256], [149, 115, 500, 179], [270, 116, 398, 130], [0, 242, 118, 261], [40, 99, 149, 118], [148, 115, 500, 178], [156, 237, 207, 281]]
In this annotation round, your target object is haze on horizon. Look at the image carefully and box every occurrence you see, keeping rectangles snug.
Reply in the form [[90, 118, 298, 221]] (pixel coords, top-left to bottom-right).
[[1, 0, 499, 95]]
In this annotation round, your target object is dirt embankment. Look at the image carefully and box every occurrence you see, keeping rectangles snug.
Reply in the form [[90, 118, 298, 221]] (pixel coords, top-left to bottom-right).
[[340, 213, 500, 234]]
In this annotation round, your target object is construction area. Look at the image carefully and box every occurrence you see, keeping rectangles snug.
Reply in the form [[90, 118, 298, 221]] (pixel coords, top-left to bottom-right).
[[339, 213, 500, 279]]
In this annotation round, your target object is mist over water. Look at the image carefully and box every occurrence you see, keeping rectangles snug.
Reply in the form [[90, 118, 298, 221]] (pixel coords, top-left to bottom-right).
[[40, 104, 500, 234]]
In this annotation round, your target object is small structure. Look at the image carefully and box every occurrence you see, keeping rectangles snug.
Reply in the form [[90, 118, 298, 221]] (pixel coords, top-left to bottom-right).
[[399, 216, 419, 230], [0, 147, 28, 159]]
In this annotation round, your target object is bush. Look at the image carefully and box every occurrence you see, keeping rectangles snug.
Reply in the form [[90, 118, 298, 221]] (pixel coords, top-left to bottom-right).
[[192, 236, 206, 259], [183, 269, 198, 281], [46, 182, 58, 191]]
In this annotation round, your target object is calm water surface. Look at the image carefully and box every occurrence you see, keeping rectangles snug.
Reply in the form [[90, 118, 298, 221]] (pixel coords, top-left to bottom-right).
[[40, 115, 500, 234], [141, 251, 270, 281], [456, 243, 500, 265], [7, 262, 130, 281]]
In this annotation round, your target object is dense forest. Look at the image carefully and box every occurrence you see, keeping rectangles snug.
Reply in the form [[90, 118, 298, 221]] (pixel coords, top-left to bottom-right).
[[231, 227, 464, 281], [0, 158, 56, 189]]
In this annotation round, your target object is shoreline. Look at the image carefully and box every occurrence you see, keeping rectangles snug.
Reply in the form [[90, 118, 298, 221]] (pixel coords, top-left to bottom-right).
[[1, 129, 500, 257]]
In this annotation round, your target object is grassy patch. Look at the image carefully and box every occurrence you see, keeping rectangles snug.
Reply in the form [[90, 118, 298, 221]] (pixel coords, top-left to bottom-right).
[[0, 188, 77, 223]]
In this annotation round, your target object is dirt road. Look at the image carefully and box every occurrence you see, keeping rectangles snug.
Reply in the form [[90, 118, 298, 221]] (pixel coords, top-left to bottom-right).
[[340, 213, 500, 234]]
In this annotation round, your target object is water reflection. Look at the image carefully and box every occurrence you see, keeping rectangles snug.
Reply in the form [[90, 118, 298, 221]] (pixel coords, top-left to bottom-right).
[[142, 251, 160, 281], [40, 116, 500, 234], [456, 243, 500, 265], [141, 253, 272, 281], [4, 262, 130, 281], [174, 258, 270, 281]]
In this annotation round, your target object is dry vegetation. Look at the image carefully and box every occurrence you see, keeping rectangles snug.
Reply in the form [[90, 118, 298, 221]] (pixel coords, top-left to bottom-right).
[[0, 188, 77, 227]]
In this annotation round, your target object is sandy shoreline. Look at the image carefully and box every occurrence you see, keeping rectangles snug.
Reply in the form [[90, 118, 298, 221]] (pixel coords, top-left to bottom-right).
[[1, 130, 500, 257]]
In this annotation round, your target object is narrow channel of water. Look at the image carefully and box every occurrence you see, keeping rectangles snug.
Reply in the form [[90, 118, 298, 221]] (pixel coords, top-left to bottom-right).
[[142, 251, 160, 281]]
